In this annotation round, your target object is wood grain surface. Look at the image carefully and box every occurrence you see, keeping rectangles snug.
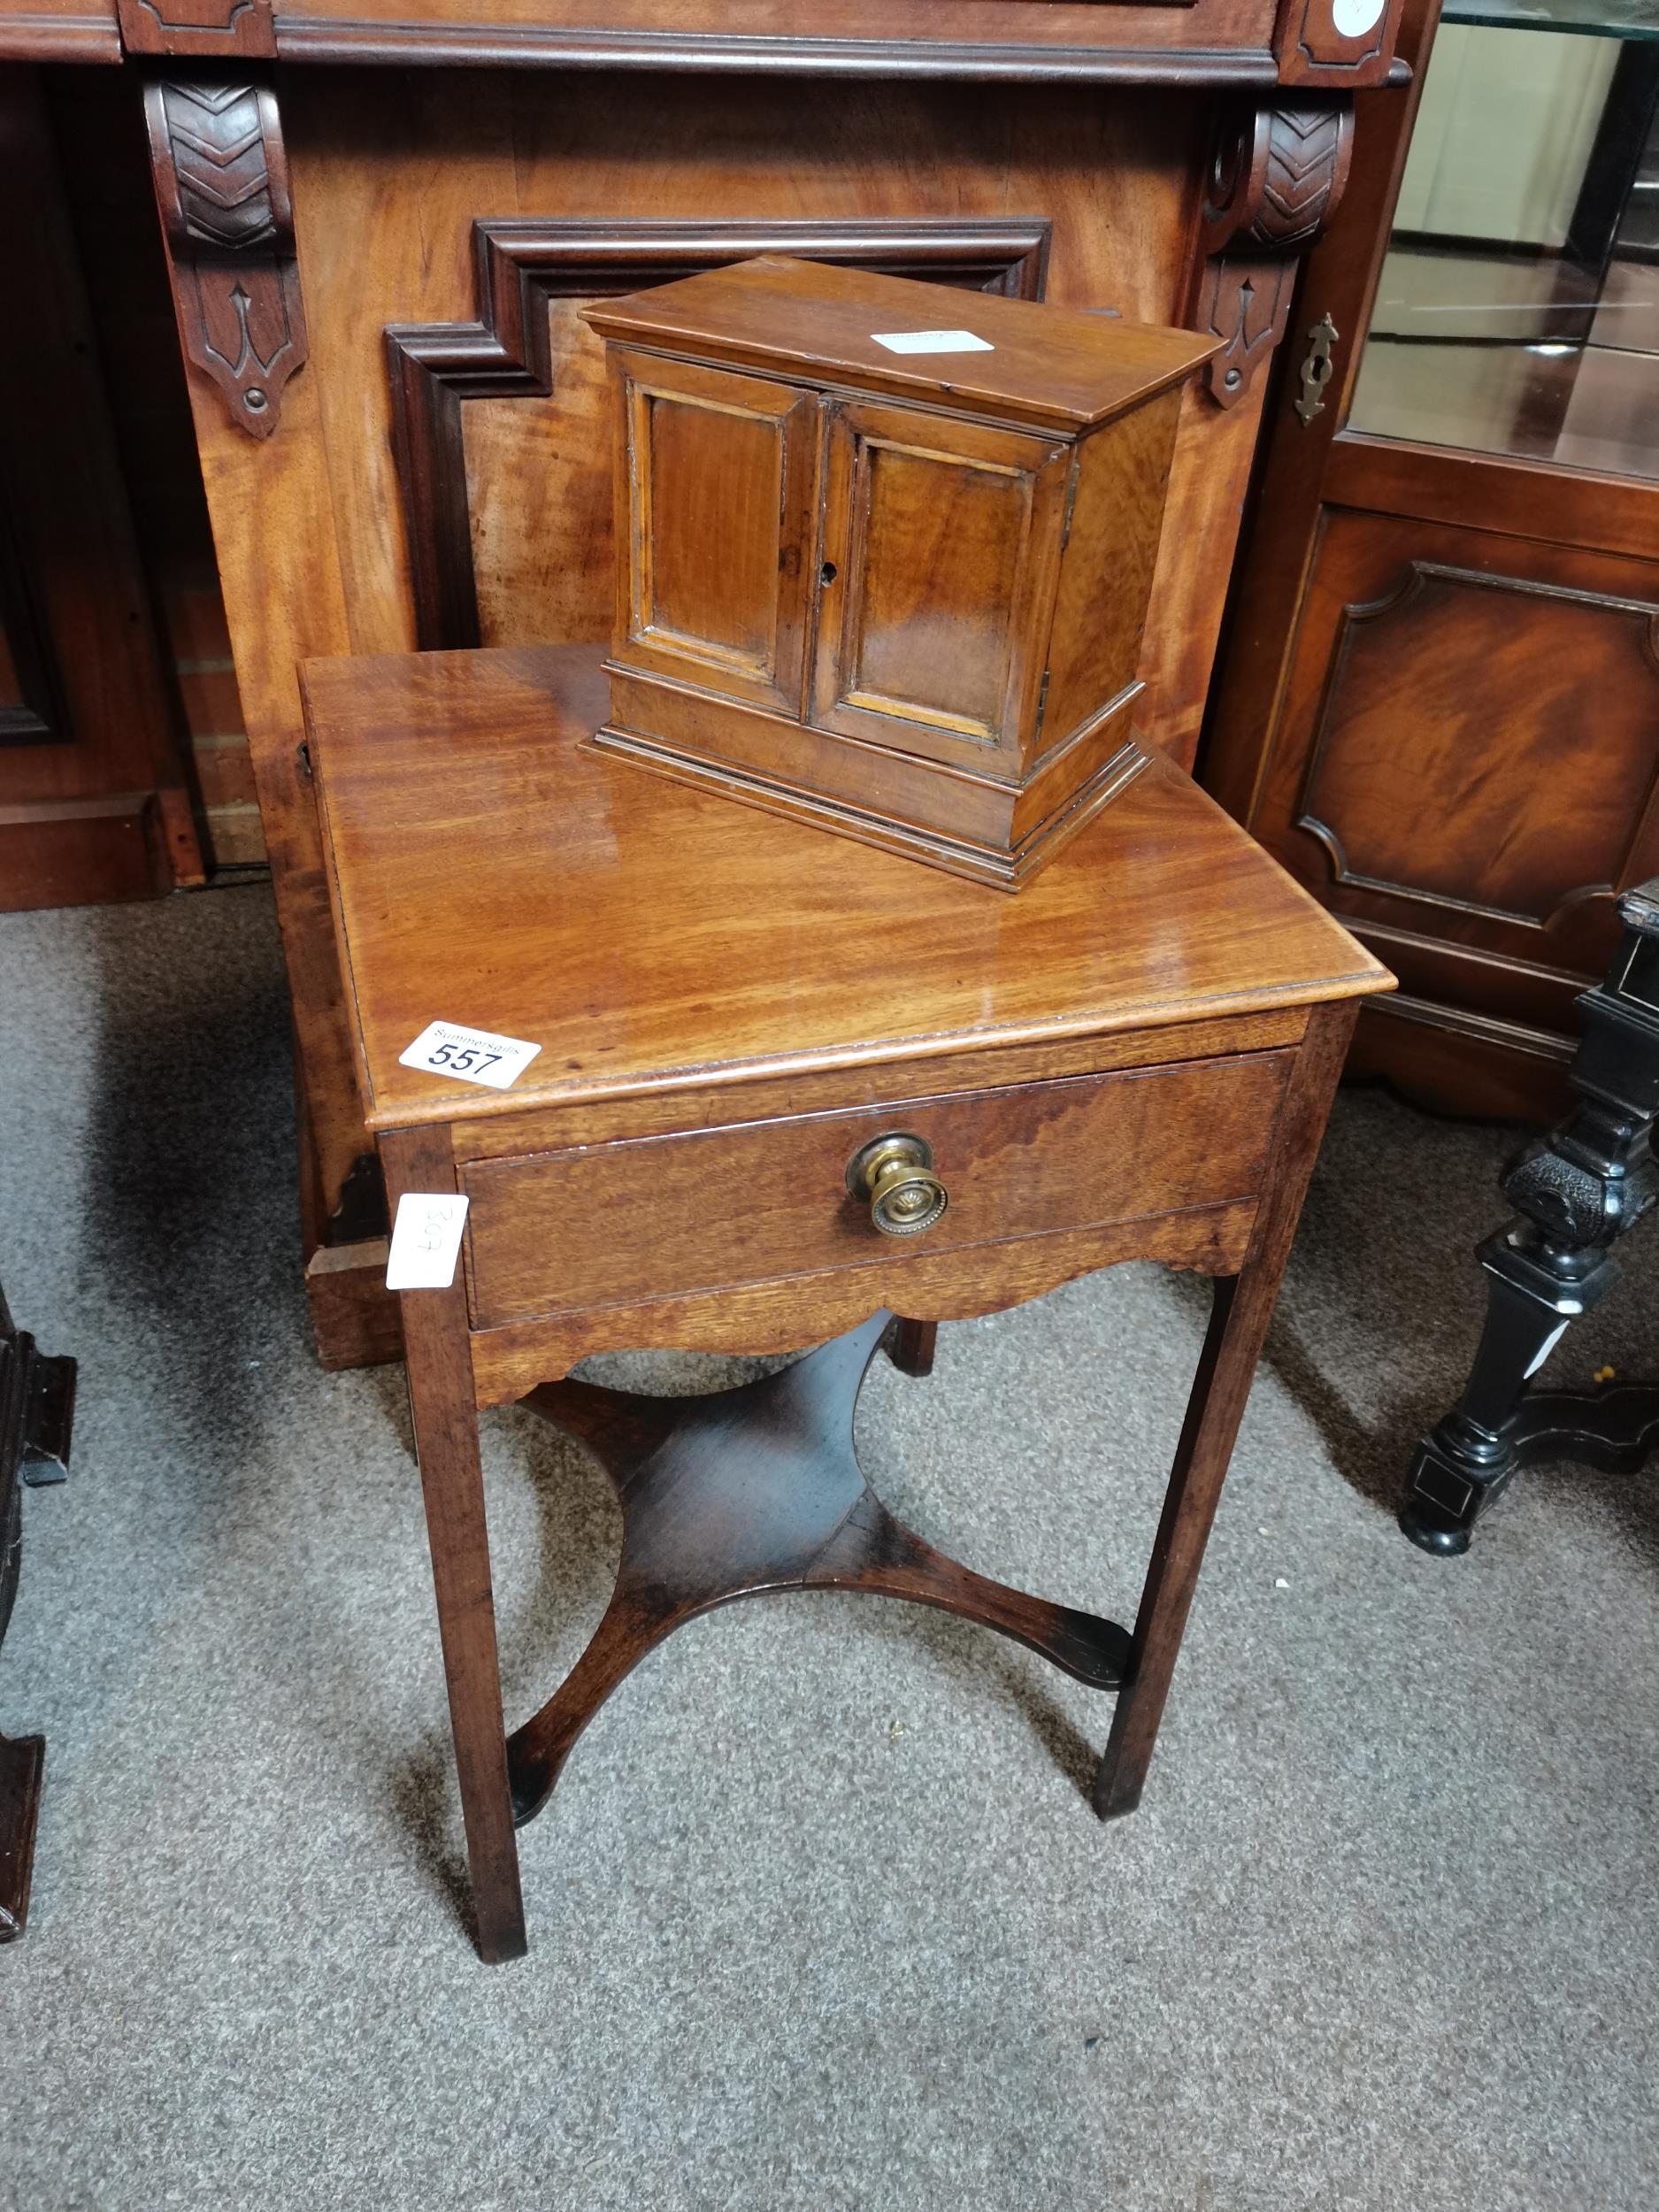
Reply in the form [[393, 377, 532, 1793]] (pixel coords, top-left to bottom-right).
[[302, 642, 1391, 1133], [145, 58, 1394, 1363], [259, 0, 1281, 73], [585, 255, 1217, 434], [163, 68, 1234, 1313], [464, 1202, 1260, 1403]]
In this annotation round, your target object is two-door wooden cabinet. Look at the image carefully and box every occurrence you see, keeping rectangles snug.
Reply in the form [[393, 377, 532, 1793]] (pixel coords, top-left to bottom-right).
[[590, 256, 1217, 886]]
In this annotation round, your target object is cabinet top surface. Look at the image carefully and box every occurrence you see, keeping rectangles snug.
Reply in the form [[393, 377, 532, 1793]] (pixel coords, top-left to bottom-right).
[[584, 257, 1220, 434], [303, 645, 1390, 1132]]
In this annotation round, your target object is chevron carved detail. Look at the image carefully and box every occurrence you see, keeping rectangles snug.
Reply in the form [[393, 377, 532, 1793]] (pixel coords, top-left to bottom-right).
[[1251, 105, 1349, 252], [144, 78, 307, 439], [1187, 95, 1353, 408], [157, 82, 282, 250]]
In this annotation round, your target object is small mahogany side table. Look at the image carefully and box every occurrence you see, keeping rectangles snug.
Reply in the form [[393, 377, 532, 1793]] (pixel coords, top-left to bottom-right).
[[303, 645, 1391, 1962]]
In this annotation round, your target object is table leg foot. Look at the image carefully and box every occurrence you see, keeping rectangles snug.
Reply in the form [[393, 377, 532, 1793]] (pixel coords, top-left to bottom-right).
[[887, 1317, 937, 1378]]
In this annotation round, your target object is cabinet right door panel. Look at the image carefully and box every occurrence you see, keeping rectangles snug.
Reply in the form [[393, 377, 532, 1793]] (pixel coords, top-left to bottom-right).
[[810, 398, 1069, 775]]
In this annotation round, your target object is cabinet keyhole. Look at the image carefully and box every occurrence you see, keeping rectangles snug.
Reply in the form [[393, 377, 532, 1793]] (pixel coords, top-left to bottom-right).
[[819, 562, 838, 586]]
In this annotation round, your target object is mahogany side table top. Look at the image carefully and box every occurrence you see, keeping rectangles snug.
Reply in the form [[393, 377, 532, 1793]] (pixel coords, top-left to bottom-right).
[[303, 641, 1392, 1962]]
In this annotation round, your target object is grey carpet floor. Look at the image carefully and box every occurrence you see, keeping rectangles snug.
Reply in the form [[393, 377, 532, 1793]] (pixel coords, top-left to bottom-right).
[[1, 882, 1656, 2212]]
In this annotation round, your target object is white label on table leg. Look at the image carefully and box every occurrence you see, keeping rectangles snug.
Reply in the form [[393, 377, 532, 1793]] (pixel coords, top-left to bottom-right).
[[386, 1193, 471, 1292], [397, 1019, 542, 1090]]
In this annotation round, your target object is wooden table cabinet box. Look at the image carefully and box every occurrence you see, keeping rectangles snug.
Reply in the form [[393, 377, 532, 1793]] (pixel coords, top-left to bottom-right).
[[584, 258, 1218, 889]]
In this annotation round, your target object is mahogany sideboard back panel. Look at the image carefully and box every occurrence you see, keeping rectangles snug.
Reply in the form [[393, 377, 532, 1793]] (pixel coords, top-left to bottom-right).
[[3, 0, 1407, 1366]]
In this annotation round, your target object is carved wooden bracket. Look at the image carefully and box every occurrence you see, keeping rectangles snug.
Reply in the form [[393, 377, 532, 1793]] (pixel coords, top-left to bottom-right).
[[385, 218, 1052, 650], [118, 0, 275, 59], [1187, 97, 1354, 409], [143, 76, 306, 439]]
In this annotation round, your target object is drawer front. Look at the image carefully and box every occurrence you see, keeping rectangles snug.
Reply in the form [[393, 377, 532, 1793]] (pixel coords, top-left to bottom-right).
[[461, 1053, 1290, 1331]]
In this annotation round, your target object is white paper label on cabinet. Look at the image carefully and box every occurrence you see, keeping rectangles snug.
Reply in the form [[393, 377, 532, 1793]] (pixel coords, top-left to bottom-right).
[[386, 1193, 470, 1292], [398, 1019, 542, 1090], [870, 329, 995, 355]]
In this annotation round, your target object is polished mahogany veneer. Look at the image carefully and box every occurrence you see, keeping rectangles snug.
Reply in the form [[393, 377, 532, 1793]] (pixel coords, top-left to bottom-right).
[[584, 257, 1218, 887]]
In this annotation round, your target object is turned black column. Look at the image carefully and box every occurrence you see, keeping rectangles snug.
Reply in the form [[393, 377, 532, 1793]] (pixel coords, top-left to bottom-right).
[[1403, 881, 1659, 1555]]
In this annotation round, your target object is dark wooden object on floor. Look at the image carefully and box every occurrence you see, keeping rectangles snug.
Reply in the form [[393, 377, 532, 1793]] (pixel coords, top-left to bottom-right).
[[303, 641, 1389, 1961], [1404, 879, 1659, 1555], [587, 257, 1217, 887], [0, 1286, 76, 1942]]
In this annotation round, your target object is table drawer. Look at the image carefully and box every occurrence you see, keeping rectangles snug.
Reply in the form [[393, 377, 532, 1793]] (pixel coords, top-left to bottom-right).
[[460, 1051, 1290, 1330]]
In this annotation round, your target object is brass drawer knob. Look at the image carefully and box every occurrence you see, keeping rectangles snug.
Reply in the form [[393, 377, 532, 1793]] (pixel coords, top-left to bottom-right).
[[846, 1133, 949, 1238]]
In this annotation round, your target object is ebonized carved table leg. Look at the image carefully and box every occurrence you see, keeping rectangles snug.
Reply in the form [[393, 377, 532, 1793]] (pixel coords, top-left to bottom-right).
[[1403, 882, 1659, 1555]]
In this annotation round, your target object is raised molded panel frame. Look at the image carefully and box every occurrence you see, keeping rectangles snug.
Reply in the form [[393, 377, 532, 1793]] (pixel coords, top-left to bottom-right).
[[116, 0, 276, 56], [1272, 0, 1404, 86], [386, 218, 1052, 654], [811, 398, 1069, 772], [1297, 558, 1659, 933]]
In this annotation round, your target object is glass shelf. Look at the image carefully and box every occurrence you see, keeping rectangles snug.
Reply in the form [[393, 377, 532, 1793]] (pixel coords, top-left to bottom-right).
[[1348, 14, 1659, 480], [1443, 0, 1659, 42]]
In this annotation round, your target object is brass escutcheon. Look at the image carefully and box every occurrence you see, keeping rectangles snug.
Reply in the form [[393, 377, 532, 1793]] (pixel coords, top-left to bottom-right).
[[845, 1132, 949, 1238]]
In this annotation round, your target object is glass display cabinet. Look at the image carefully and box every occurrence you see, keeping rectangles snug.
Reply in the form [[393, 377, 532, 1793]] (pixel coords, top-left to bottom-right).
[[1206, 0, 1659, 1119]]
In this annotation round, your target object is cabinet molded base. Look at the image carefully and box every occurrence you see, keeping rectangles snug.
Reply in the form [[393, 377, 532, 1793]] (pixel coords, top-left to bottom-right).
[[1346, 996, 1575, 1125], [597, 662, 1146, 890], [590, 706, 1148, 890]]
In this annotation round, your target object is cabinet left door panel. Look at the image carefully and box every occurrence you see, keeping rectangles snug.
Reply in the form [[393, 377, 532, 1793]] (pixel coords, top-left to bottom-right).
[[610, 351, 819, 718]]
